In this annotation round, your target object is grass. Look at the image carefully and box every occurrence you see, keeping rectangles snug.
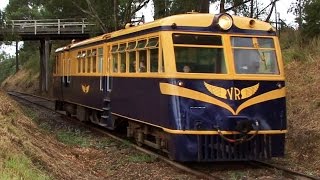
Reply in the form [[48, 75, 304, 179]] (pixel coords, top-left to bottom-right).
[[127, 153, 157, 163], [0, 153, 51, 180], [56, 129, 91, 147], [227, 171, 246, 180]]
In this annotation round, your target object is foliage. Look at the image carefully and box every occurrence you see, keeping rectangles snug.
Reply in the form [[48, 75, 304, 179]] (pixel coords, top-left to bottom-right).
[[56, 130, 91, 147], [0, 53, 15, 83], [302, 0, 320, 38]]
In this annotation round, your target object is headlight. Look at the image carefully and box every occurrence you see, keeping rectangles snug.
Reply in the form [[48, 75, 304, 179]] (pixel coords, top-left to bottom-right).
[[217, 14, 233, 30]]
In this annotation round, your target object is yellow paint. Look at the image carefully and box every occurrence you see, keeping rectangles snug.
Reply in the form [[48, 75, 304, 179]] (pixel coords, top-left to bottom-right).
[[204, 82, 259, 101], [111, 112, 287, 135], [160, 82, 285, 115], [163, 128, 287, 135], [160, 82, 236, 115], [81, 85, 90, 93], [235, 87, 285, 114]]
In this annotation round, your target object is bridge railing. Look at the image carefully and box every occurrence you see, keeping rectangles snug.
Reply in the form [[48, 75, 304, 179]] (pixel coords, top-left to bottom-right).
[[5, 18, 95, 35]]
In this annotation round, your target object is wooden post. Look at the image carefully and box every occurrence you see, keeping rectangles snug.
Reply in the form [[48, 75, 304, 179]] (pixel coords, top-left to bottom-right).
[[39, 39, 45, 92], [15, 40, 19, 72], [39, 38, 50, 92], [44, 38, 50, 92]]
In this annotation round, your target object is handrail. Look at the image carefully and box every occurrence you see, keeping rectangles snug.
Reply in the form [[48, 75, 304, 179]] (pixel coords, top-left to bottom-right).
[[2, 18, 95, 35]]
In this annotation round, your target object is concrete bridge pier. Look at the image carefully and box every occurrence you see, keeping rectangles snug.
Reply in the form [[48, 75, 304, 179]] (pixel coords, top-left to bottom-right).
[[39, 38, 51, 92]]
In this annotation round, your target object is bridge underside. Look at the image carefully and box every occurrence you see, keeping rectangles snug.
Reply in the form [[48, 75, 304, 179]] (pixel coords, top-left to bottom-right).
[[0, 18, 97, 92]]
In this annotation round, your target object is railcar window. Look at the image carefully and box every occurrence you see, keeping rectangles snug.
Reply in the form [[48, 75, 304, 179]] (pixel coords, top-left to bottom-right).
[[138, 50, 147, 73], [82, 51, 86, 73], [173, 34, 222, 46], [137, 40, 147, 49], [147, 37, 159, 47], [92, 49, 97, 73], [112, 53, 118, 73], [127, 41, 136, 50], [232, 37, 279, 74], [120, 52, 126, 72], [150, 49, 159, 72], [87, 50, 91, 73], [119, 44, 126, 52], [98, 48, 103, 73], [257, 38, 275, 48], [111, 45, 118, 73], [129, 51, 136, 72], [77, 52, 81, 73], [111, 45, 118, 52], [175, 47, 226, 73], [231, 37, 253, 47]]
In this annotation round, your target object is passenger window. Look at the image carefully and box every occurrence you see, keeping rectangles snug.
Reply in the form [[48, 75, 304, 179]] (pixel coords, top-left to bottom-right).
[[111, 45, 118, 73], [112, 53, 118, 72], [98, 48, 103, 73], [150, 49, 158, 72], [138, 50, 147, 73], [82, 51, 86, 73], [77, 52, 81, 73], [137, 40, 147, 49], [120, 52, 126, 73], [129, 51, 136, 72], [87, 50, 91, 73], [92, 49, 97, 73], [147, 37, 159, 47]]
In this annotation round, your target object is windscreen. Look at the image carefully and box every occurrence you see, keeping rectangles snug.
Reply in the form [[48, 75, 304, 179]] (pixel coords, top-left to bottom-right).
[[173, 34, 227, 74], [231, 37, 279, 74]]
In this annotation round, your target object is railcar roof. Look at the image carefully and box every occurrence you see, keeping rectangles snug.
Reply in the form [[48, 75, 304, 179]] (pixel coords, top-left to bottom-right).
[[56, 13, 274, 52]]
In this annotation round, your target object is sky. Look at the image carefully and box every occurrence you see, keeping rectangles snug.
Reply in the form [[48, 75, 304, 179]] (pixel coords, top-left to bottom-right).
[[0, 0, 296, 55]]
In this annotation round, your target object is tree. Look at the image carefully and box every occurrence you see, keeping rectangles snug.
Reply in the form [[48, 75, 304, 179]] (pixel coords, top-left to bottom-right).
[[302, 0, 320, 38], [288, 0, 308, 29]]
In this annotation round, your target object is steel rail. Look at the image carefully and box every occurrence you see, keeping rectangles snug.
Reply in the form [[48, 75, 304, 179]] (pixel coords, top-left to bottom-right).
[[9, 91, 319, 180], [252, 161, 319, 180], [7, 91, 221, 180]]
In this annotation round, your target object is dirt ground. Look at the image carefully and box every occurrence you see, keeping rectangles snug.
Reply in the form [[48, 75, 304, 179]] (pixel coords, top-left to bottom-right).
[[1, 58, 320, 179], [0, 91, 200, 180]]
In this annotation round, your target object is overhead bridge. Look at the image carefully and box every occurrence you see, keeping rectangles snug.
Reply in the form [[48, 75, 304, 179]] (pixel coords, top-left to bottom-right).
[[0, 18, 98, 92], [0, 18, 95, 40]]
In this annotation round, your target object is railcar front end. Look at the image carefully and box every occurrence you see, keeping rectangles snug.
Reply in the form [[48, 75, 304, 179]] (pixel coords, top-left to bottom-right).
[[158, 15, 286, 161]]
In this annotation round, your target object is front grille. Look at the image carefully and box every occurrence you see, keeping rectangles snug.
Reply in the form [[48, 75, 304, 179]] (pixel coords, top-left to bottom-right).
[[197, 134, 271, 161]]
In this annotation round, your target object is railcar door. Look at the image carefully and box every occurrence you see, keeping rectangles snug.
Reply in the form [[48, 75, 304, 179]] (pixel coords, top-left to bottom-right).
[[99, 46, 115, 129]]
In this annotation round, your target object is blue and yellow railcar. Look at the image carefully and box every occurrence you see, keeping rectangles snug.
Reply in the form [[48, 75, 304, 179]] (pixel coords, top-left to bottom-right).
[[53, 13, 286, 162]]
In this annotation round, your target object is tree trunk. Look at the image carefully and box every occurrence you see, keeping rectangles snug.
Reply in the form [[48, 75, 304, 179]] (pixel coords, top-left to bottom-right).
[[220, 0, 225, 13], [153, 0, 167, 19], [198, 0, 209, 13], [114, 0, 118, 30], [265, 1, 276, 22], [250, 0, 254, 18]]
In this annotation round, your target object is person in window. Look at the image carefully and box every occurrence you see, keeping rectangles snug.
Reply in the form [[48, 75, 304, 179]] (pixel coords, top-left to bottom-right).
[[139, 61, 146, 72], [131, 60, 136, 72], [183, 65, 191, 73], [120, 64, 126, 72]]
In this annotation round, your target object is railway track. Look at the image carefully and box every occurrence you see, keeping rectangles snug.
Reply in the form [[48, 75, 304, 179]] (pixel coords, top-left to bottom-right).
[[7, 91, 319, 180]]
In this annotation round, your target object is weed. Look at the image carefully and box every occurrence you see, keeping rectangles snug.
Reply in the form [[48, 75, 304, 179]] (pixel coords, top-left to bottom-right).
[[56, 130, 91, 147], [0, 153, 51, 180], [228, 171, 245, 180], [94, 139, 115, 149], [119, 140, 132, 149], [127, 153, 157, 163]]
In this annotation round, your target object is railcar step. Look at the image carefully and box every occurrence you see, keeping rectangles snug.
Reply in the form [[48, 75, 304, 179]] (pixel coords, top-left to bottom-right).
[[103, 98, 111, 102], [102, 107, 110, 111], [101, 115, 109, 119]]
